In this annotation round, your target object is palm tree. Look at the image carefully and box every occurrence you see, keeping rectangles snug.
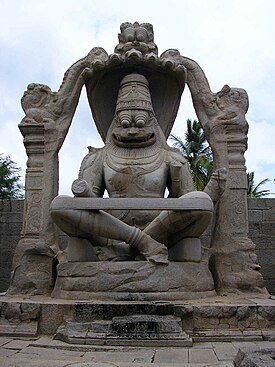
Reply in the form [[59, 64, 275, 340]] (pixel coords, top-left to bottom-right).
[[247, 171, 272, 198], [169, 119, 213, 190]]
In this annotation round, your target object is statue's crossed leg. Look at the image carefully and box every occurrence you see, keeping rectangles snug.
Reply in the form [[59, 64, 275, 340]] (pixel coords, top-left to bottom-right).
[[50, 192, 212, 265]]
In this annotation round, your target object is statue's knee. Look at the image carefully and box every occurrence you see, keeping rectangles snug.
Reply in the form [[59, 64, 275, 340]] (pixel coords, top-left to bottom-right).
[[169, 238, 202, 262]]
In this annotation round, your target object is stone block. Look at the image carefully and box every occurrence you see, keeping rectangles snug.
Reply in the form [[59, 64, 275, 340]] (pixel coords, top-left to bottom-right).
[[263, 207, 275, 221], [0, 212, 23, 223], [258, 306, 275, 322], [262, 222, 275, 235], [248, 210, 263, 222], [0, 222, 22, 235], [53, 261, 215, 300], [236, 306, 257, 321], [256, 250, 275, 266], [73, 302, 173, 322], [1, 302, 21, 320], [253, 235, 275, 250], [53, 196, 213, 212], [194, 305, 223, 318], [40, 303, 72, 334], [222, 306, 238, 317], [264, 280, 275, 295], [0, 278, 10, 293], [262, 330, 275, 340], [248, 198, 275, 210], [249, 222, 262, 236], [0, 249, 13, 270], [0, 235, 21, 249], [234, 347, 275, 366], [174, 305, 194, 318], [259, 264, 275, 281], [10, 200, 24, 212], [20, 303, 40, 321], [111, 314, 182, 334], [0, 200, 12, 212]]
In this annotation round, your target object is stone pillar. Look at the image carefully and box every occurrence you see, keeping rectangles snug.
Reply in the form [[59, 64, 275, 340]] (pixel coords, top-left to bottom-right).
[[210, 123, 266, 294], [179, 55, 267, 294], [8, 122, 59, 295], [8, 54, 88, 295]]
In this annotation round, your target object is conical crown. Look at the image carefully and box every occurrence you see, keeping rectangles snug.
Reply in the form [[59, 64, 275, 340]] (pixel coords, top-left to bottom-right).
[[115, 73, 154, 113]]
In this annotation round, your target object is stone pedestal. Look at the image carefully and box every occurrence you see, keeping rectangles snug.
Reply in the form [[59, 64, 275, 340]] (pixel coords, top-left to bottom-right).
[[52, 261, 216, 301]]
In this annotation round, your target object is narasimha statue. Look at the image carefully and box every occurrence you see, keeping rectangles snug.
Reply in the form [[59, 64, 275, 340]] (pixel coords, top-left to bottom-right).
[[9, 22, 265, 298], [50, 73, 221, 265]]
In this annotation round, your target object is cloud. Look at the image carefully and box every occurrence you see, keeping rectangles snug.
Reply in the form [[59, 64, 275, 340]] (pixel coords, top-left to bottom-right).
[[1, 0, 274, 196]]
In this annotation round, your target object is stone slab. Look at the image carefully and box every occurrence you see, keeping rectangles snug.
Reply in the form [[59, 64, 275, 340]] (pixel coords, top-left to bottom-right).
[[52, 261, 215, 301], [213, 344, 238, 361], [154, 348, 188, 362], [189, 348, 218, 363], [19, 345, 85, 360], [83, 348, 155, 363], [0, 318, 38, 337], [193, 329, 263, 342], [3, 339, 32, 350], [52, 196, 213, 211], [55, 315, 193, 347]]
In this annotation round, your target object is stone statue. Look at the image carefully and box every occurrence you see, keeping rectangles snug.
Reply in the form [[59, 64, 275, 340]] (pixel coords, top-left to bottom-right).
[[50, 73, 214, 265], [8, 21, 266, 298]]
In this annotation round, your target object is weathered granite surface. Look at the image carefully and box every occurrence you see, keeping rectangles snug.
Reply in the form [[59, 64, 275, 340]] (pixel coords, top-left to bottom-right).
[[2, 21, 269, 299], [52, 261, 215, 300]]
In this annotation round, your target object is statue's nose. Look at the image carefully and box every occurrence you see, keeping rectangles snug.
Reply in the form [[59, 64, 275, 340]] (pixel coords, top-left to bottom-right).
[[128, 127, 138, 135]]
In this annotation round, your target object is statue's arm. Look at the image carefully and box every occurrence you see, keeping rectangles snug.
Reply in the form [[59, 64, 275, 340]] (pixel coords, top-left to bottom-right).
[[204, 167, 227, 204], [71, 148, 105, 198], [168, 152, 195, 197]]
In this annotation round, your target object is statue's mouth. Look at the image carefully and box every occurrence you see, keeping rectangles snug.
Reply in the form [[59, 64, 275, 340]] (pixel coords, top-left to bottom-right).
[[112, 132, 156, 147]]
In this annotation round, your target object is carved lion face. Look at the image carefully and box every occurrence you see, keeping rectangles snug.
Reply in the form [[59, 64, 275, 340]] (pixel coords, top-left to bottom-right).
[[111, 109, 157, 148]]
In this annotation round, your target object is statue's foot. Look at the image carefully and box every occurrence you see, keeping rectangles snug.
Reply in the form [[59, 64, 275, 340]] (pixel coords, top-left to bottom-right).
[[136, 233, 169, 265]]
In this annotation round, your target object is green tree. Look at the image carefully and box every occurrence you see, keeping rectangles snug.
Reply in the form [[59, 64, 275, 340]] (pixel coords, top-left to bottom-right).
[[247, 171, 272, 198], [169, 119, 213, 190], [0, 154, 24, 199]]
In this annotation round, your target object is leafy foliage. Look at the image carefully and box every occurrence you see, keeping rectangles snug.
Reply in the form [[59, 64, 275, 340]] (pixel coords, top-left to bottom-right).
[[0, 154, 24, 199], [169, 119, 213, 190], [247, 171, 272, 198]]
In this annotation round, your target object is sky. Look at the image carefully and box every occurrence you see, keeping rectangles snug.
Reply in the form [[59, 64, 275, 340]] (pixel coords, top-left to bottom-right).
[[1, 0, 275, 196]]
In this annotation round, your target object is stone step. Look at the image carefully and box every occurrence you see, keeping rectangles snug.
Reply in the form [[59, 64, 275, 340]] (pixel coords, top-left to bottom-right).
[[0, 317, 38, 337], [55, 314, 193, 347]]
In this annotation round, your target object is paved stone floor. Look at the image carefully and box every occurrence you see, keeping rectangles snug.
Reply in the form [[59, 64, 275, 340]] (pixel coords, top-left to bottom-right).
[[0, 335, 274, 366]]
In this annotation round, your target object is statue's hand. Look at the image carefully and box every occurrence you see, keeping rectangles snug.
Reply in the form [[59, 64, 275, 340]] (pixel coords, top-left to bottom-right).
[[214, 167, 227, 181], [212, 167, 227, 195], [71, 179, 91, 197], [204, 167, 227, 204]]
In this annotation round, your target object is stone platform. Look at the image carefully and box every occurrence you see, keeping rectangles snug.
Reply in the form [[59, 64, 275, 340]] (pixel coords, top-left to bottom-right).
[[1, 293, 275, 346], [52, 261, 215, 301]]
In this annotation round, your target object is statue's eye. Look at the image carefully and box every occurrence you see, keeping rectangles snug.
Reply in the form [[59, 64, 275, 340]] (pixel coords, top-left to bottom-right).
[[135, 116, 145, 128], [118, 112, 131, 127], [134, 111, 148, 127], [121, 119, 130, 128]]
